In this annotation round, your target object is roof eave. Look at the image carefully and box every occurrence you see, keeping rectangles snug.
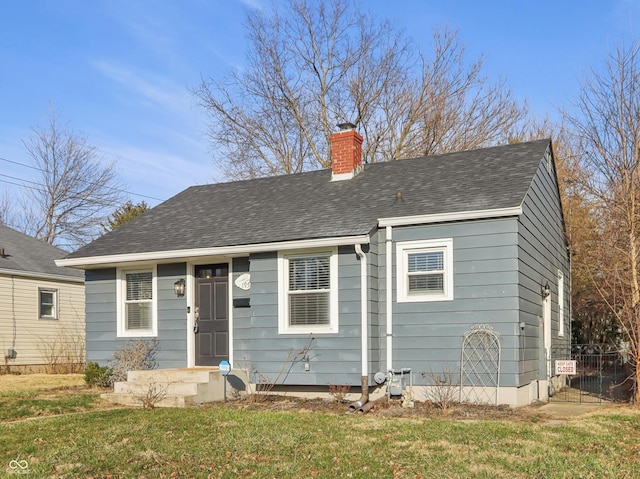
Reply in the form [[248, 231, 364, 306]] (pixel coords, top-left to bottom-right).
[[55, 234, 372, 269], [0, 267, 84, 283], [378, 206, 523, 227]]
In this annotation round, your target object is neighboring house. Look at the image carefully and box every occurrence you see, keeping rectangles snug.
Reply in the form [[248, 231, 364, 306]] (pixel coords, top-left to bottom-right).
[[0, 224, 85, 372], [58, 127, 570, 406]]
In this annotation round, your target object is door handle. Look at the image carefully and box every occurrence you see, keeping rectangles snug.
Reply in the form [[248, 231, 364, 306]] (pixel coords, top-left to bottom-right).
[[194, 307, 200, 334]]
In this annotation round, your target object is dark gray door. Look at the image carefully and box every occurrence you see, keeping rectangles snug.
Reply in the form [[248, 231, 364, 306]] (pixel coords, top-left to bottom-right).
[[195, 265, 229, 366]]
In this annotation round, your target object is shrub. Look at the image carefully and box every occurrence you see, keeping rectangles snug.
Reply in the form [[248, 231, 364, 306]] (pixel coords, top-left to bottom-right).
[[39, 325, 86, 374], [328, 384, 351, 403], [110, 339, 158, 383], [84, 362, 113, 388], [421, 368, 460, 410]]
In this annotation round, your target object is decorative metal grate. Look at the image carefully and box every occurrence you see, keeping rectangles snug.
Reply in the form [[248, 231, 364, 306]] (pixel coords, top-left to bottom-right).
[[460, 324, 501, 405]]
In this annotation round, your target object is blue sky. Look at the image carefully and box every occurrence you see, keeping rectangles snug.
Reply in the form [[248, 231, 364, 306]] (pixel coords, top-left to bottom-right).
[[1, 0, 638, 206]]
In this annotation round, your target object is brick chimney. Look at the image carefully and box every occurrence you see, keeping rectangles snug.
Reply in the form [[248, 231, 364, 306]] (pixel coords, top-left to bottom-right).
[[330, 122, 363, 181]]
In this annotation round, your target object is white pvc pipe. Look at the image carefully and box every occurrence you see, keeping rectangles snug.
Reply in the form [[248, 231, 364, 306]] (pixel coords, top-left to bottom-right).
[[385, 226, 393, 371], [354, 244, 368, 377]]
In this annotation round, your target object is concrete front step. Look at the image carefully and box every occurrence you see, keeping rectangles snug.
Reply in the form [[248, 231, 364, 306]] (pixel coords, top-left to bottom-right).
[[101, 367, 248, 408]]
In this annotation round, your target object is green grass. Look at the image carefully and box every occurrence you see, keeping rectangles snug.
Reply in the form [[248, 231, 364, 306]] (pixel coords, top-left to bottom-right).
[[0, 392, 98, 421], [0, 376, 638, 478], [1, 405, 639, 478]]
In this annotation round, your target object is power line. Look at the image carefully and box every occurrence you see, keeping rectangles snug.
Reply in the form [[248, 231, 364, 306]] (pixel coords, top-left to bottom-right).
[[0, 155, 165, 202]]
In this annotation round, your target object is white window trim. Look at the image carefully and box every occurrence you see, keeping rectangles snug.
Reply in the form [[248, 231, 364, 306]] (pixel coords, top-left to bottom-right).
[[396, 239, 454, 303], [277, 248, 339, 334], [558, 270, 565, 337], [38, 287, 58, 320], [116, 266, 158, 338]]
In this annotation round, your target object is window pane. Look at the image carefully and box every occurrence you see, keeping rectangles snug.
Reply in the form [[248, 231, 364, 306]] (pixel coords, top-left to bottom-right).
[[39, 290, 56, 318], [126, 303, 151, 330], [289, 256, 330, 291], [41, 291, 54, 305], [409, 273, 444, 293], [126, 272, 152, 300], [289, 292, 330, 325], [408, 251, 443, 272]]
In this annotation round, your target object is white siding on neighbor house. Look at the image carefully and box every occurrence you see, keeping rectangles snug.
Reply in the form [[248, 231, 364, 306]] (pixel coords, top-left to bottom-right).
[[0, 274, 85, 367]]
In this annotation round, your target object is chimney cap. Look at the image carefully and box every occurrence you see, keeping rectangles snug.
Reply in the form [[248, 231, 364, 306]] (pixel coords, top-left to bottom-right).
[[337, 122, 356, 131]]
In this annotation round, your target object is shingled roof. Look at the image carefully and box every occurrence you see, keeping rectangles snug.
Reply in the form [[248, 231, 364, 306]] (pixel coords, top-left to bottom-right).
[[0, 224, 84, 280], [64, 139, 551, 261]]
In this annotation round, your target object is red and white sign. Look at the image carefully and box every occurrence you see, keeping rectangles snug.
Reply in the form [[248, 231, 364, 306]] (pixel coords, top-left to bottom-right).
[[555, 360, 577, 375]]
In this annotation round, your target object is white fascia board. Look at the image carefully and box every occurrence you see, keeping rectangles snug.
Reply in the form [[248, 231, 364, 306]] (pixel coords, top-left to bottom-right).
[[378, 206, 523, 228], [0, 268, 84, 283], [55, 234, 371, 269]]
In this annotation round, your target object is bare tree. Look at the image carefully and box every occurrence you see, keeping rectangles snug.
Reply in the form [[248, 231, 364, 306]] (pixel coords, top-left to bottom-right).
[[563, 39, 640, 401], [22, 110, 124, 249], [0, 190, 14, 226], [195, 0, 527, 179]]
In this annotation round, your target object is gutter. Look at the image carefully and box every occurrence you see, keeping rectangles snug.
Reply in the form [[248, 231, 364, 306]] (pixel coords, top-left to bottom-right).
[[385, 226, 393, 371], [55, 234, 371, 269], [0, 268, 84, 284], [349, 244, 369, 410]]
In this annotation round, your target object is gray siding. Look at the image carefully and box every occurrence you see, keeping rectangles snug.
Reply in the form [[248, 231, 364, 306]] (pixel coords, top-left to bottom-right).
[[85, 263, 187, 368], [380, 218, 522, 388], [234, 246, 369, 386], [518, 152, 571, 383], [83, 148, 569, 396]]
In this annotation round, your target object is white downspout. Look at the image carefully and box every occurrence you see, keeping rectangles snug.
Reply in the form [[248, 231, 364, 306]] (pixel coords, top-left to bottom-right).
[[349, 244, 370, 410], [355, 244, 368, 377], [385, 226, 393, 371]]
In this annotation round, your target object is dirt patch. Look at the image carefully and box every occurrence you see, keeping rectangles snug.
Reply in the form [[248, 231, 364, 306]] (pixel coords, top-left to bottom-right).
[[218, 394, 553, 422]]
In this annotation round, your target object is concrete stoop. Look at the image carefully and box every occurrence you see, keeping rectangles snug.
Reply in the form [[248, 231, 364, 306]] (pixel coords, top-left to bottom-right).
[[101, 368, 249, 408]]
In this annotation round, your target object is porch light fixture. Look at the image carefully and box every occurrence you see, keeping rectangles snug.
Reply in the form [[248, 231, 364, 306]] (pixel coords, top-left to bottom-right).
[[542, 281, 550, 299], [174, 278, 186, 297]]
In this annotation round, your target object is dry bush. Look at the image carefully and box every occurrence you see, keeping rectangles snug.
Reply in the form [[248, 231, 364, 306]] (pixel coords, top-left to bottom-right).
[[133, 373, 169, 409], [246, 335, 316, 402], [328, 384, 351, 403], [39, 325, 85, 374], [421, 369, 460, 410], [110, 339, 158, 383]]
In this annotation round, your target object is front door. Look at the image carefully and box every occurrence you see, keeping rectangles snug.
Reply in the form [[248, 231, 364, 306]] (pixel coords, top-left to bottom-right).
[[195, 264, 229, 366]]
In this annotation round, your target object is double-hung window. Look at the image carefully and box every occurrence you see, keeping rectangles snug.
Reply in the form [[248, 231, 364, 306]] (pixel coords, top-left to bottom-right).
[[117, 268, 157, 337], [39, 288, 58, 319], [278, 249, 338, 334], [397, 239, 453, 302]]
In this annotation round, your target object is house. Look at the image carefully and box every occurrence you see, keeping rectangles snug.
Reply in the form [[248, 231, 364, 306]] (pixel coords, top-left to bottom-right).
[[0, 224, 85, 373], [57, 126, 570, 407]]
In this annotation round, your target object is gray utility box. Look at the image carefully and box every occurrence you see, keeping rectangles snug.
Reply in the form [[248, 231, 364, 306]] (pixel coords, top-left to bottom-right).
[[387, 368, 412, 397]]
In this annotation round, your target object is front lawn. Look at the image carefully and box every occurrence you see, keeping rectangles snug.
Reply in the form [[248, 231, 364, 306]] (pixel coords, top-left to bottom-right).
[[1, 403, 639, 478]]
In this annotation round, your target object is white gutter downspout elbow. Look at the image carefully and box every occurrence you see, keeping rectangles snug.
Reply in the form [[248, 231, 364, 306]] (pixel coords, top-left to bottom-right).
[[349, 244, 369, 410]]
